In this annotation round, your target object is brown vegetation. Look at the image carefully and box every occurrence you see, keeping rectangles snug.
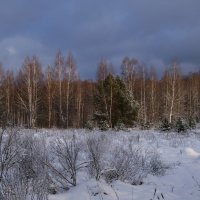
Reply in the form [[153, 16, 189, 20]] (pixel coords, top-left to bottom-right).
[[0, 53, 199, 128]]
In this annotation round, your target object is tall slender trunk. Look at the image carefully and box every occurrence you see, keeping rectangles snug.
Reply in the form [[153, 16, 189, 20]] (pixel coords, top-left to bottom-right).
[[59, 62, 63, 126], [66, 77, 70, 128], [109, 81, 113, 128], [143, 67, 147, 123], [151, 74, 155, 123], [47, 70, 52, 128], [169, 65, 176, 123]]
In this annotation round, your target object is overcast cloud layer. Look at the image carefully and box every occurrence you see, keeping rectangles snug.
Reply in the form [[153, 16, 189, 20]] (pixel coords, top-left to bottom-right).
[[0, 0, 200, 78]]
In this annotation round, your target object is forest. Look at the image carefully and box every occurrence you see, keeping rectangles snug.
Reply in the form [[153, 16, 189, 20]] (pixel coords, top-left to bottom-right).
[[1, 53, 199, 199], [0, 51, 199, 129]]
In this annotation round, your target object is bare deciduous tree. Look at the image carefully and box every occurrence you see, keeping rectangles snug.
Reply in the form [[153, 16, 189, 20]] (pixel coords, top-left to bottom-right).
[[121, 57, 138, 97], [65, 53, 78, 128], [55, 51, 65, 127], [17, 57, 42, 128]]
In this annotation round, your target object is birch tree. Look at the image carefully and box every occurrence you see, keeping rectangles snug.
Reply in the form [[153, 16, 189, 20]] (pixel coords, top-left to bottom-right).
[[121, 57, 138, 97], [46, 65, 56, 128], [65, 53, 78, 128], [164, 61, 183, 123], [17, 57, 42, 128], [73, 78, 82, 128], [149, 66, 157, 124], [137, 65, 147, 125], [55, 51, 65, 127], [0, 65, 6, 123]]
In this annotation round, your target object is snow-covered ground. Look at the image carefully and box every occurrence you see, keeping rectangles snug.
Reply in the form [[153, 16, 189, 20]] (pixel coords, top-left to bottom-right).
[[30, 129, 200, 200]]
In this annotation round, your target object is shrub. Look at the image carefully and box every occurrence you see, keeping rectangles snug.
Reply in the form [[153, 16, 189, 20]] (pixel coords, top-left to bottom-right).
[[101, 168, 119, 183], [175, 118, 188, 133], [19, 134, 50, 199], [0, 129, 50, 200], [159, 118, 171, 131], [99, 120, 109, 131], [114, 120, 126, 131], [188, 117, 196, 129], [111, 144, 167, 185], [0, 128, 26, 199], [86, 135, 107, 180], [111, 145, 147, 185], [85, 119, 95, 130], [50, 135, 81, 188], [148, 152, 167, 176], [141, 121, 151, 130]]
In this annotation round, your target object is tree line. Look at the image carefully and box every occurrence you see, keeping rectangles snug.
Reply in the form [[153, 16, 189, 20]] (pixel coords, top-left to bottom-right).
[[0, 51, 199, 129]]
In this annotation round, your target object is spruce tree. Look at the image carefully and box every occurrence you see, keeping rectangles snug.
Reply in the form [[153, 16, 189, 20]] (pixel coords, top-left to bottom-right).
[[159, 118, 171, 131], [175, 118, 187, 133]]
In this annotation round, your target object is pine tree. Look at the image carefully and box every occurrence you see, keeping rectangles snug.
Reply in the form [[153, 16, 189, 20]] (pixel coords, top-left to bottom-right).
[[94, 74, 138, 128]]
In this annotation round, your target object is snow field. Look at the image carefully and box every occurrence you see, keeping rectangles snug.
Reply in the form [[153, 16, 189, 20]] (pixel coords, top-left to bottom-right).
[[29, 129, 200, 200]]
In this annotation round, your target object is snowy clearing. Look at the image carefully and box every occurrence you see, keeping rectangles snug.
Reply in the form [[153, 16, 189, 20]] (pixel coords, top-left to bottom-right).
[[1, 128, 200, 200], [31, 129, 200, 200]]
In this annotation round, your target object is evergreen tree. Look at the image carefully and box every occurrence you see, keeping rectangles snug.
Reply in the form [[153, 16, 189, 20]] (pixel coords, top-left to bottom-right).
[[94, 74, 138, 128], [159, 118, 171, 131], [187, 117, 196, 129], [175, 118, 187, 133]]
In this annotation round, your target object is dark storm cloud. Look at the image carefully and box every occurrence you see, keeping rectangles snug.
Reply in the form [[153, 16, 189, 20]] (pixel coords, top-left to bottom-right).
[[0, 0, 200, 78]]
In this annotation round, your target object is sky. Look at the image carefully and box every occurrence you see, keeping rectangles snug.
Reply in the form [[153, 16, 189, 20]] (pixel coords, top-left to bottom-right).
[[0, 0, 200, 79]]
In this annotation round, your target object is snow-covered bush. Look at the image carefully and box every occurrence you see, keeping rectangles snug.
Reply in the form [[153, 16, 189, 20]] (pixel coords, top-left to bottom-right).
[[86, 135, 107, 180], [1, 166, 29, 200], [19, 134, 50, 199], [50, 135, 81, 188], [5, 133, 49, 200], [111, 145, 146, 185], [0, 129, 49, 200], [147, 152, 167, 176], [110, 143, 167, 185], [101, 168, 119, 183], [0, 128, 24, 199]]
